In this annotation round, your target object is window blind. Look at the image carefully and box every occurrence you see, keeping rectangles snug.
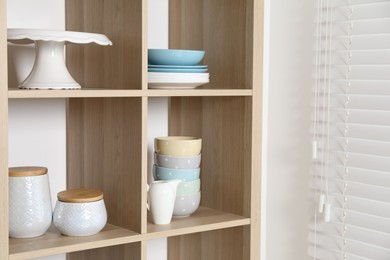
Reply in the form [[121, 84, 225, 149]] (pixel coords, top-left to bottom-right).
[[310, 0, 390, 259]]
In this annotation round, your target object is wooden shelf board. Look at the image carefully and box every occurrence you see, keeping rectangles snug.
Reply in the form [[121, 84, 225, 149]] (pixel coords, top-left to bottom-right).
[[8, 88, 144, 99], [146, 207, 250, 240], [8, 88, 252, 99], [9, 224, 141, 260], [147, 89, 252, 97]]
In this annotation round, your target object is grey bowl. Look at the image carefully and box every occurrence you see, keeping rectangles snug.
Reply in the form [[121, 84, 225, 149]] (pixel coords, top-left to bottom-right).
[[173, 191, 201, 217], [154, 153, 201, 169]]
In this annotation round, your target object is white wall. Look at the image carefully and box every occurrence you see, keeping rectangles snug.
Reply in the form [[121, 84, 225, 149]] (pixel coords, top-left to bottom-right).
[[264, 0, 315, 259], [146, 0, 169, 259], [8, 1, 66, 260]]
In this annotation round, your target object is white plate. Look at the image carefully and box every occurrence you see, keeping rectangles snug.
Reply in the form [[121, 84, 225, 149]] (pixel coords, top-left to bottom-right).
[[148, 78, 209, 83], [148, 75, 209, 80], [148, 82, 208, 89], [148, 72, 209, 77], [148, 77, 209, 81]]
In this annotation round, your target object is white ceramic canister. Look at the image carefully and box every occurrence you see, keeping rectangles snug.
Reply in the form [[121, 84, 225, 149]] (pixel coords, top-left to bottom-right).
[[9, 166, 52, 238], [53, 189, 107, 236]]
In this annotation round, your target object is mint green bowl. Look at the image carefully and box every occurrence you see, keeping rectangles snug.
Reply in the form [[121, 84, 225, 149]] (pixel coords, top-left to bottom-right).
[[176, 179, 200, 196]]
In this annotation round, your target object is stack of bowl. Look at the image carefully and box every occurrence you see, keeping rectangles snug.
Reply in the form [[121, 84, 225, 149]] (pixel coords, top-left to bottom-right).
[[148, 49, 209, 89], [153, 136, 202, 217]]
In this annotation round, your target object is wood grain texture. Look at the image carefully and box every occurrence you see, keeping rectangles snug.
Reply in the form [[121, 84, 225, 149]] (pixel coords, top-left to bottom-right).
[[141, 0, 148, 90], [0, 0, 8, 257], [67, 97, 142, 230], [67, 98, 142, 232], [169, 0, 249, 89], [169, 97, 252, 215], [68, 242, 141, 260], [168, 96, 252, 259], [66, 0, 142, 90], [147, 207, 250, 239], [168, 227, 247, 260], [67, 97, 143, 259], [57, 188, 103, 203], [8, 166, 47, 177]]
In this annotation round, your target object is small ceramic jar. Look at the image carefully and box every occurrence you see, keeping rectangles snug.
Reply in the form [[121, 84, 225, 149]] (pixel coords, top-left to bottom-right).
[[53, 188, 107, 236], [9, 166, 52, 238]]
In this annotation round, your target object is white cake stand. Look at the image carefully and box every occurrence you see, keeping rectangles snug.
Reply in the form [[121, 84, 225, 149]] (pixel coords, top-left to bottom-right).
[[7, 28, 112, 90]]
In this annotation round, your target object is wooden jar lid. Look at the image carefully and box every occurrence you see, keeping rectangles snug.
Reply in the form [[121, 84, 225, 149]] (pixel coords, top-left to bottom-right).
[[9, 166, 48, 177], [57, 189, 103, 203]]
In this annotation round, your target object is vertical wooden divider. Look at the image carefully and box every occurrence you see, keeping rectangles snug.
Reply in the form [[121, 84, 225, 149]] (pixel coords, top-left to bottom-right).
[[0, 0, 8, 257], [141, 96, 148, 235], [246, 0, 263, 259], [66, 0, 145, 259]]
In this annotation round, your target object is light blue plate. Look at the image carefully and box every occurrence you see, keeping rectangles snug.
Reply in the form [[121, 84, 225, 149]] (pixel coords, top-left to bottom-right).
[[148, 64, 208, 69], [148, 68, 208, 73]]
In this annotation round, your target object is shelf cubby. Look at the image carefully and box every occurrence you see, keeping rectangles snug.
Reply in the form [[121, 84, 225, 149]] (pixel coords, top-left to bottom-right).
[[169, 0, 254, 90], [168, 96, 252, 216], [66, 0, 144, 90], [68, 242, 143, 260], [167, 226, 250, 260], [67, 97, 144, 234]]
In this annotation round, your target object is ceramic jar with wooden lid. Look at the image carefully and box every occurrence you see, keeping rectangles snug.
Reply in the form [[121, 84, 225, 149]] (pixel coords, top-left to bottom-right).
[[9, 166, 52, 238], [53, 188, 107, 236]]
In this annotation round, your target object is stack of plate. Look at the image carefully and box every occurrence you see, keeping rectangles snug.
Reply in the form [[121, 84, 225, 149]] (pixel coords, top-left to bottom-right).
[[148, 49, 209, 89]]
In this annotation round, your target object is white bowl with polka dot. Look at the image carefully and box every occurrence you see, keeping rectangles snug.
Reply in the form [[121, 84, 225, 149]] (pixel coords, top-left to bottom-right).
[[173, 191, 201, 217], [176, 179, 201, 196], [154, 136, 202, 156], [154, 153, 201, 169]]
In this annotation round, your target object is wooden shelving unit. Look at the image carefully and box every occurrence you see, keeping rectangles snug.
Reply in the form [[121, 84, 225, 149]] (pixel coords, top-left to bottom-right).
[[0, 0, 263, 259]]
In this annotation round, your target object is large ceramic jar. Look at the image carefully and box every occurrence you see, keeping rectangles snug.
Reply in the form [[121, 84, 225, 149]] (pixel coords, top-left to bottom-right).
[[9, 166, 52, 238], [53, 188, 107, 236]]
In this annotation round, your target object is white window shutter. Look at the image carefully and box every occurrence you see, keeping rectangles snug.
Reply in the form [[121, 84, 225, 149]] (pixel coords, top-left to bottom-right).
[[311, 0, 390, 259]]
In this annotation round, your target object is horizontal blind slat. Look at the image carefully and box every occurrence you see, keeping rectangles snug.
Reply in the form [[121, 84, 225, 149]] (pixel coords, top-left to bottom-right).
[[309, 230, 390, 259], [312, 0, 390, 258]]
